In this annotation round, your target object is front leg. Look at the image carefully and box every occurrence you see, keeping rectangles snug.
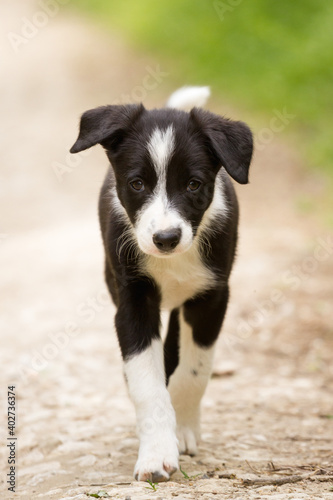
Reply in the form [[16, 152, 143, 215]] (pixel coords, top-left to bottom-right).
[[115, 278, 179, 482], [167, 286, 229, 456]]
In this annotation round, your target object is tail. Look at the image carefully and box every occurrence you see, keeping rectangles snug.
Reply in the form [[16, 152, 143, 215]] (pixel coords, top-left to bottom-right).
[[166, 86, 210, 110]]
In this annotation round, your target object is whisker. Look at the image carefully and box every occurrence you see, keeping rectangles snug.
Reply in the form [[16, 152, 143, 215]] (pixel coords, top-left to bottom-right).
[[116, 229, 137, 260]]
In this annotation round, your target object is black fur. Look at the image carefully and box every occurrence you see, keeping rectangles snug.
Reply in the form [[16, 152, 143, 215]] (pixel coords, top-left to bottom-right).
[[164, 308, 180, 383], [71, 103, 253, 369]]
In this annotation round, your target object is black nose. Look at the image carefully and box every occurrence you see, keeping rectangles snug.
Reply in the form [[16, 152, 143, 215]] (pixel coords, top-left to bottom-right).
[[153, 228, 181, 252]]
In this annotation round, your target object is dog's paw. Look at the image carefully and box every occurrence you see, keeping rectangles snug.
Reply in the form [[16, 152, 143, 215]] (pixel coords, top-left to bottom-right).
[[134, 441, 179, 482], [177, 424, 199, 456], [173, 406, 200, 456]]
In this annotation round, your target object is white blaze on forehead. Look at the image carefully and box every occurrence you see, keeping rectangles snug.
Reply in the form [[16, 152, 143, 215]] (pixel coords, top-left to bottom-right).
[[135, 124, 193, 256], [147, 126, 175, 178]]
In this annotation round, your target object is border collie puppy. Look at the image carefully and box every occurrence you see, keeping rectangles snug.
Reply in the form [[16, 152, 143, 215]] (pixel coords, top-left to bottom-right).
[[70, 87, 253, 482]]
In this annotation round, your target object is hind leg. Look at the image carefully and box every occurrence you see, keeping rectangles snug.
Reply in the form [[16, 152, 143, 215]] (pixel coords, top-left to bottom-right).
[[164, 308, 180, 384], [168, 286, 229, 455]]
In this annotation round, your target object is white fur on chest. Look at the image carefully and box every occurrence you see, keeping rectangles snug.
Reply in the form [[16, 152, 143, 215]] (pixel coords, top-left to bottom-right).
[[143, 245, 216, 310]]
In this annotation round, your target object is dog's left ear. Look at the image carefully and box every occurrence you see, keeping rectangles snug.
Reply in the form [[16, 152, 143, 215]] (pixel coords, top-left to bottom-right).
[[190, 108, 253, 184], [70, 103, 145, 154]]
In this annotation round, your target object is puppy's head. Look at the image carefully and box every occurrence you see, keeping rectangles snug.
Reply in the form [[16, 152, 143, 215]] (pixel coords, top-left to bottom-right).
[[70, 104, 253, 257]]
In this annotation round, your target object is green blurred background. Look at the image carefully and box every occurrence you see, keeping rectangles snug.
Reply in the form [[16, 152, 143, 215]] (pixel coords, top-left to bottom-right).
[[71, 0, 332, 179]]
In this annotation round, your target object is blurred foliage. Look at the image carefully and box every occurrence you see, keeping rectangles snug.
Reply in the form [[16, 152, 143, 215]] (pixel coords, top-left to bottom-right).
[[72, 0, 333, 177]]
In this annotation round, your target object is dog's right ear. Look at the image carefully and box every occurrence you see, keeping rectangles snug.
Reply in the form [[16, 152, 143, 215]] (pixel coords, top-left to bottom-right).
[[70, 104, 145, 154]]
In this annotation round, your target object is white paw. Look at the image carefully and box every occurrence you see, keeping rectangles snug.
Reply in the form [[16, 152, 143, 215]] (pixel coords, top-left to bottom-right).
[[177, 424, 200, 456], [134, 439, 179, 482], [172, 404, 201, 456]]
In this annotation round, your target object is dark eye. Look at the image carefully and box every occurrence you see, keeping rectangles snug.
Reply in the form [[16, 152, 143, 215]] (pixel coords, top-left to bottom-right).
[[187, 179, 201, 192], [129, 179, 145, 192]]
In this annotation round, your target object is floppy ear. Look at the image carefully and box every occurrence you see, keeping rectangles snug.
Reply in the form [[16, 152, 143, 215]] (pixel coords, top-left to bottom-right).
[[70, 103, 145, 154], [190, 108, 253, 184]]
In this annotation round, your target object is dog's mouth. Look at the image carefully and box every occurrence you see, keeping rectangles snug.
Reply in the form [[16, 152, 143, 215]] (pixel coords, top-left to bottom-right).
[[142, 246, 192, 258], [134, 215, 195, 258], [138, 228, 193, 258]]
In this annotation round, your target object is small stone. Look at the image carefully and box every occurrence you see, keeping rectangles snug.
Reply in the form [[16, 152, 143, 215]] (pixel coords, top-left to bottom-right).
[[20, 461, 61, 477], [61, 496, 86, 500], [252, 433, 267, 442], [22, 449, 44, 465], [75, 454, 97, 467], [38, 489, 63, 497], [56, 441, 92, 453]]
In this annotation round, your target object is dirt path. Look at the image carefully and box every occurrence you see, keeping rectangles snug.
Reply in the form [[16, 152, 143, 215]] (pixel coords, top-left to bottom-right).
[[1, 1, 332, 499]]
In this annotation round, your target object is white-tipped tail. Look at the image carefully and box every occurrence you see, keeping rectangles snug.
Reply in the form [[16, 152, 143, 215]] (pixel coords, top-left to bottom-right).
[[166, 86, 210, 110]]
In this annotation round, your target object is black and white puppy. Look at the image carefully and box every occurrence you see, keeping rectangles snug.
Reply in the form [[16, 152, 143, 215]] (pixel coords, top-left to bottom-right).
[[70, 87, 253, 483]]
